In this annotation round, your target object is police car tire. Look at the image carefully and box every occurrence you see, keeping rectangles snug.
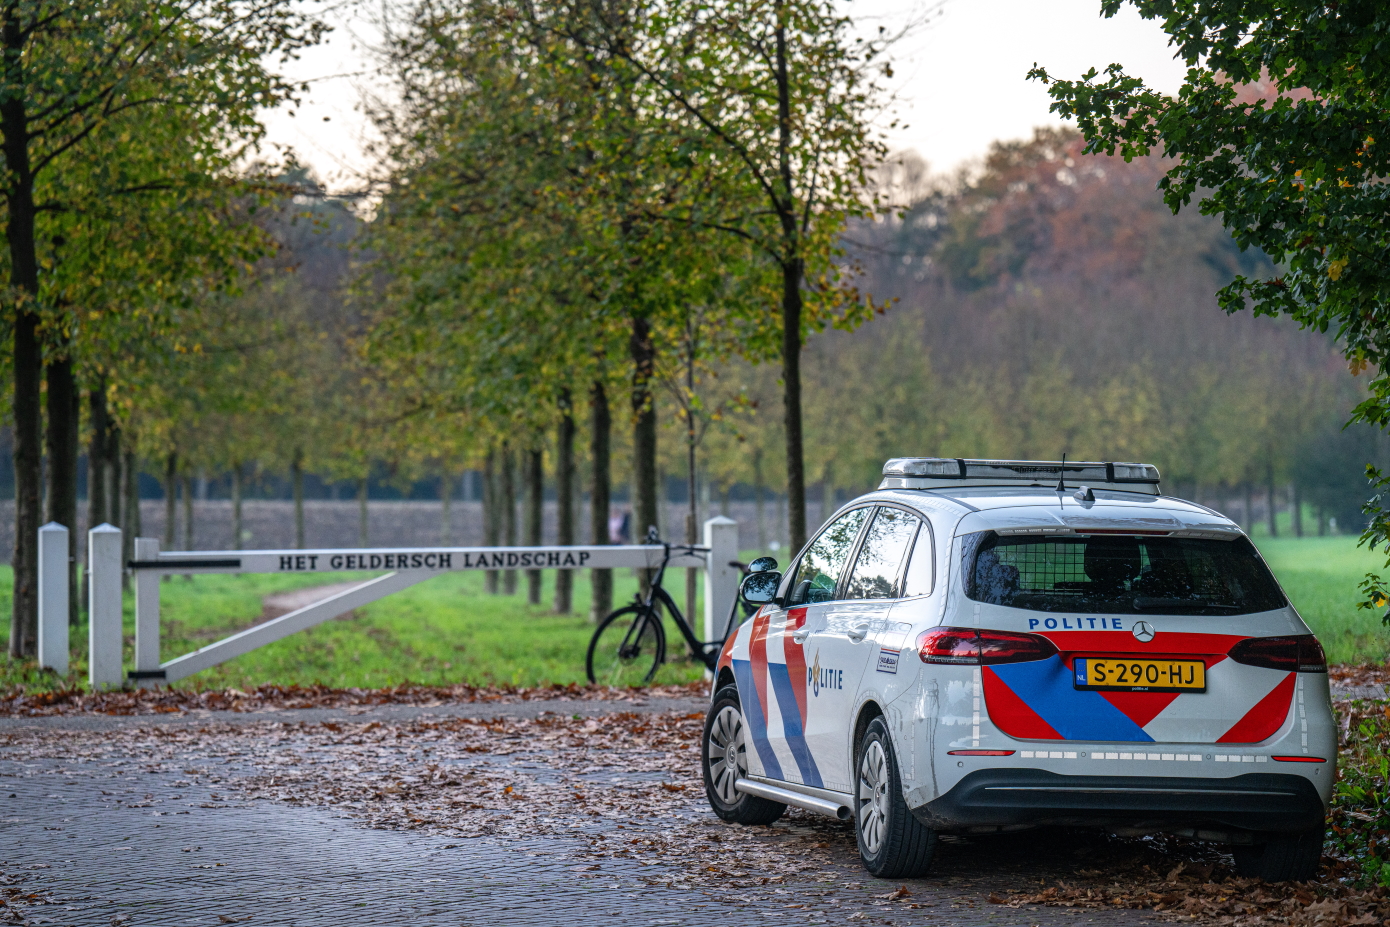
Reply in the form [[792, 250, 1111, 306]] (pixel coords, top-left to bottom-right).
[[1231, 827, 1323, 882], [855, 717, 936, 879], [702, 686, 785, 826]]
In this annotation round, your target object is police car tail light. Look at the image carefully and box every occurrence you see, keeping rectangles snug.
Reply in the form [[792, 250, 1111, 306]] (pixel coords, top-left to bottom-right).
[[1227, 635, 1327, 673], [917, 627, 1058, 665]]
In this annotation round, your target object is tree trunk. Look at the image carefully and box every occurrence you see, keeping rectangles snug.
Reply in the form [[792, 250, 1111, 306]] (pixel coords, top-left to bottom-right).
[[525, 447, 543, 605], [630, 316, 659, 548], [502, 443, 517, 595], [440, 470, 452, 545], [163, 452, 178, 549], [1244, 483, 1255, 534], [773, 16, 808, 556], [357, 476, 369, 547], [780, 260, 807, 554], [3, 18, 42, 656], [9, 306, 39, 657], [1291, 482, 1303, 537], [554, 391, 575, 615], [87, 385, 109, 528], [630, 315, 658, 599], [83, 384, 111, 616], [1266, 463, 1278, 538], [589, 379, 612, 622], [44, 354, 78, 628], [179, 471, 191, 579], [109, 426, 124, 531], [123, 445, 139, 589], [1317, 504, 1327, 536], [685, 389, 698, 630], [231, 462, 243, 549], [128, 450, 142, 539], [483, 447, 499, 594], [292, 447, 305, 549], [181, 474, 193, 550]]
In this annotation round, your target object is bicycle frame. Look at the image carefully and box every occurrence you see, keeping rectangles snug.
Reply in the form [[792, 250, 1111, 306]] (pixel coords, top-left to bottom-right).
[[638, 542, 747, 671]]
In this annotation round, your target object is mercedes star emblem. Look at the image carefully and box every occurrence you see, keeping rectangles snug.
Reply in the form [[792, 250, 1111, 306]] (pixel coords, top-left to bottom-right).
[[1131, 620, 1156, 643]]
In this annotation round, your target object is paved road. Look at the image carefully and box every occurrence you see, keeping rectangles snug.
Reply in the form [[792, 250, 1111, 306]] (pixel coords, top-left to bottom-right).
[[0, 705, 1165, 927]]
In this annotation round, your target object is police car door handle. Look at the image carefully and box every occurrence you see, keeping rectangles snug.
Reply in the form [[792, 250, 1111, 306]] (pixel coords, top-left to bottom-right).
[[847, 624, 869, 643], [792, 628, 811, 644]]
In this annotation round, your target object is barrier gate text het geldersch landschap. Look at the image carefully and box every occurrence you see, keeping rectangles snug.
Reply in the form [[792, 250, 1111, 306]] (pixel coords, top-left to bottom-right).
[[32, 517, 740, 687]]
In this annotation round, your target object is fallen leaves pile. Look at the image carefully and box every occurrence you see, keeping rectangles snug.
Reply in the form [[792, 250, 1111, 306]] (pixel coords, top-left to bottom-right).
[[1330, 665, 1390, 689], [989, 853, 1389, 925], [0, 680, 705, 716], [0, 874, 58, 925]]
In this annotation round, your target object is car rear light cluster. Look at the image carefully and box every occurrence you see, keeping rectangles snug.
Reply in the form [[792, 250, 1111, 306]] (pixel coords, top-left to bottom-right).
[[917, 627, 1058, 665], [1227, 635, 1327, 673]]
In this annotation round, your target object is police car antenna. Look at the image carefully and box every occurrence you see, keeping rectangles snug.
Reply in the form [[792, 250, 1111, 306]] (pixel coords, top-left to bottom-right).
[[1056, 453, 1067, 493]]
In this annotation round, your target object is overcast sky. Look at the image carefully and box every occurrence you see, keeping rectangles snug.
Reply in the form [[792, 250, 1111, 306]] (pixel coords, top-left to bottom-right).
[[263, 0, 1190, 193]]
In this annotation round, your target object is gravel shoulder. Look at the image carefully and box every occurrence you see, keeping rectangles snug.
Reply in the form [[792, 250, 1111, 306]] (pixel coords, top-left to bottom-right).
[[0, 695, 706, 732]]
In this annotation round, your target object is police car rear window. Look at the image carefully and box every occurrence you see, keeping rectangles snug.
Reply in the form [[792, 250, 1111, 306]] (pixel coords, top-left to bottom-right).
[[961, 531, 1286, 615]]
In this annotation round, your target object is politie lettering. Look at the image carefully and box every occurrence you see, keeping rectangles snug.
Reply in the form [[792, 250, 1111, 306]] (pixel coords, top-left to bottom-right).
[[1027, 617, 1124, 631]]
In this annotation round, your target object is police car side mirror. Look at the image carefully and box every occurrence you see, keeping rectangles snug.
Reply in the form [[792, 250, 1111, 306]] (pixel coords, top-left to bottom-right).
[[740, 571, 782, 607], [748, 556, 778, 573]]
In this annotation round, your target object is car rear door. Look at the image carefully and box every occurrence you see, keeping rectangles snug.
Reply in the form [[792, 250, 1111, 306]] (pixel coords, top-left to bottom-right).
[[803, 506, 924, 791]]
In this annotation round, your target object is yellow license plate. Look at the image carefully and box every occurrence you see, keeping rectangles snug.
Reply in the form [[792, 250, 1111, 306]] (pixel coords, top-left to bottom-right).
[[1074, 658, 1205, 692]]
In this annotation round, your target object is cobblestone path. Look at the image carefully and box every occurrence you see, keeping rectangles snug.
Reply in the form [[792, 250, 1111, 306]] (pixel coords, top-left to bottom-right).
[[0, 702, 1162, 927]]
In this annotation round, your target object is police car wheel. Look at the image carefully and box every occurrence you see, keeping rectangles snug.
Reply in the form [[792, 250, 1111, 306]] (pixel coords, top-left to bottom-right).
[[702, 686, 785, 826], [1231, 827, 1324, 882], [855, 717, 936, 879]]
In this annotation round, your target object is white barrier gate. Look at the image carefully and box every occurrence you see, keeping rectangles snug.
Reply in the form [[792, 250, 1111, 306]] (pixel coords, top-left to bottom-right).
[[65, 516, 740, 688]]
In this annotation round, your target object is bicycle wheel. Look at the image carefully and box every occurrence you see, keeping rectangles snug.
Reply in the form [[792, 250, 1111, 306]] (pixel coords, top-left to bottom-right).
[[586, 605, 666, 686]]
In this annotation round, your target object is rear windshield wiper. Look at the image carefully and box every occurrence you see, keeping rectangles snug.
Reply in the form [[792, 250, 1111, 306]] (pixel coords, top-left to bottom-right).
[[1133, 596, 1238, 610]]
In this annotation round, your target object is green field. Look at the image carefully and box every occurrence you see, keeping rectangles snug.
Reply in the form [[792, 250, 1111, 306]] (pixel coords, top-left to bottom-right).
[[0, 534, 1385, 692], [0, 563, 715, 692], [1252, 536, 1390, 664]]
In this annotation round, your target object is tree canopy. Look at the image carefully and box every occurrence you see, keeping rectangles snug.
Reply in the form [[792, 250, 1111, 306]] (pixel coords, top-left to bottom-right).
[[1027, 0, 1390, 614]]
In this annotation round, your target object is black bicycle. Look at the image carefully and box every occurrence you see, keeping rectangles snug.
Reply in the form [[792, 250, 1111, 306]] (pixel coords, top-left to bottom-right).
[[585, 532, 760, 686]]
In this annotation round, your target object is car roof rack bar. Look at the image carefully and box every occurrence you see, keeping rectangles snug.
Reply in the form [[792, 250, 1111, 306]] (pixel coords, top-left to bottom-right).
[[879, 458, 1161, 493]]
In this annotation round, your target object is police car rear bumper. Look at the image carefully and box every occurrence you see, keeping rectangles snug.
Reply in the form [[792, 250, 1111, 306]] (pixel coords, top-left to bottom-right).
[[913, 769, 1324, 836]]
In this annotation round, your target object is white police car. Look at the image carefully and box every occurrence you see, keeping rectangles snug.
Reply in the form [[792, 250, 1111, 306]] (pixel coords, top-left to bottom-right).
[[702, 458, 1334, 882]]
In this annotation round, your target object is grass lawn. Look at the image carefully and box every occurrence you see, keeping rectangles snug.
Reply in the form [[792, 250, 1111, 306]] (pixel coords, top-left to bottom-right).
[[0, 563, 717, 692], [1253, 535, 1390, 664], [0, 535, 1384, 691]]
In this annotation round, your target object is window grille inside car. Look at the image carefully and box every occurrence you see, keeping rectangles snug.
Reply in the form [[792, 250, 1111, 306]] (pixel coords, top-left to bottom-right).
[[961, 531, 1286, 615]]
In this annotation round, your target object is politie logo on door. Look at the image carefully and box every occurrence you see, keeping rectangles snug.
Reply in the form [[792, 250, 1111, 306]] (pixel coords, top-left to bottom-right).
[[876, 648, 900, 675], [809, 651, 844, 696]]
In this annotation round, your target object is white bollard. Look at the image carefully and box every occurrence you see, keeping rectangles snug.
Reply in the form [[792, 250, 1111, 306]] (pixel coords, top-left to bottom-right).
[[703, 516, 740, 645], [88, 524, 124, 689], [37, 522, 69, 677], [132, 537, 162, 687]]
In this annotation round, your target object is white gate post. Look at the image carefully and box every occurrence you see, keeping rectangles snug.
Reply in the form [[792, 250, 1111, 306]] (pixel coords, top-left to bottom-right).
[[37, 522, 69, 677], [703, 516, 740, 644], [133, 537, 161, 686], [88, 524, 124, 689]]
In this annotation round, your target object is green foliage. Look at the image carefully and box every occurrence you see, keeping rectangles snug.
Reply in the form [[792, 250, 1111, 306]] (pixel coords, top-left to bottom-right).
[[1027, 0, 1390, 612], [1329, 702, 1390, 888]]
